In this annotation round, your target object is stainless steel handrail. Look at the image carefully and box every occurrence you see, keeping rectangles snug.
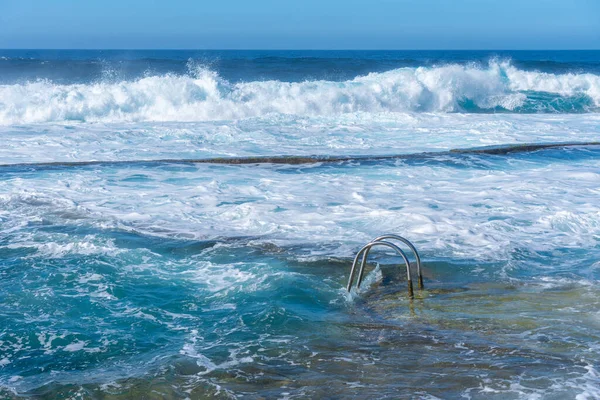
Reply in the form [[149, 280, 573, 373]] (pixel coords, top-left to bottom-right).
[[346, 241, 414, 298], [357, 234, 423, 290]]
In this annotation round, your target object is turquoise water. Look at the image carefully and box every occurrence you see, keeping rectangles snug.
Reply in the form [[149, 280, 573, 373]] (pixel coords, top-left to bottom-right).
[[1, 51, 600, 398]]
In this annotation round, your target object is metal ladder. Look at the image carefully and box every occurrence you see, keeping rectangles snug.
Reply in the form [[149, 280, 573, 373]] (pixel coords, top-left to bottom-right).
[[346, 234, 423, 298]]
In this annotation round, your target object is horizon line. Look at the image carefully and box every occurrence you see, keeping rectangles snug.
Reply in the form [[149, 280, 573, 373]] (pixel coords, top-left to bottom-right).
[[1, 48, 599, 52]]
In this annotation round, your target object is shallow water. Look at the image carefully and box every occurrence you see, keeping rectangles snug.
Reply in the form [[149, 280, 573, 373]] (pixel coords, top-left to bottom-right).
[[1, 50, 600, 399]]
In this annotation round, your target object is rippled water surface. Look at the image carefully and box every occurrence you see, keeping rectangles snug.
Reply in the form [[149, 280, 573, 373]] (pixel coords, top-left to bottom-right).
[[1, 50, 600, 399]]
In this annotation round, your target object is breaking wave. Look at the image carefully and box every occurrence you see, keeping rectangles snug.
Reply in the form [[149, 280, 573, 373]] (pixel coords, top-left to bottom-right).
[[1, 61, 599, 124]]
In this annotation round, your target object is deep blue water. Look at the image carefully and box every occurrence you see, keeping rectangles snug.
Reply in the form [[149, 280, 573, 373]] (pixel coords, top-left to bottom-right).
[[2, 49, 600, 84]]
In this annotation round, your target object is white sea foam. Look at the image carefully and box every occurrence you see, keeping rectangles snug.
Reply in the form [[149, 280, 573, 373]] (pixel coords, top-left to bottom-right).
[[1, 113, 599, 165], [63, 340, 88, 352], [180, 330, 253, 375], [1, 232, 123, 259], [463, 362, 600, 399], [575, 364, 600, 400], [0, 61, 598, 125], [1, 57, 599, 400], [2, 153, 599, 264]]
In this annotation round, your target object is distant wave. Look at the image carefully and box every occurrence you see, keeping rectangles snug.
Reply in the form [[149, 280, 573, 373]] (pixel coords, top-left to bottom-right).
[[1, 61, 599, 124]]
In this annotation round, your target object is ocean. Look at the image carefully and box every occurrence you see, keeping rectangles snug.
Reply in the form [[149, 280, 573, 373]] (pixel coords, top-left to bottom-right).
[[1, 50, 599, 399]]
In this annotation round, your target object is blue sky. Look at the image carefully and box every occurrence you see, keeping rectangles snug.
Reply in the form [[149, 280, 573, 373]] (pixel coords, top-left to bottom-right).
[[0, 0, 598, 49]]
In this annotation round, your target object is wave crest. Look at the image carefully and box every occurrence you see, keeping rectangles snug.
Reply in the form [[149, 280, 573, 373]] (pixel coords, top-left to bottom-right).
[[0, 61, 599, 124]]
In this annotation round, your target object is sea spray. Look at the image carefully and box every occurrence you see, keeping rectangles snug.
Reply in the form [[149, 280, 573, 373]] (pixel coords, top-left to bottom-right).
[[1, 61, 599, 124]]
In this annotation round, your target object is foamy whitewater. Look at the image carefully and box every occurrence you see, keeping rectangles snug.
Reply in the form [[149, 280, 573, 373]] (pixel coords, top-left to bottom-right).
[[1, 50, 600, 399], [1, 60, 600, 125]]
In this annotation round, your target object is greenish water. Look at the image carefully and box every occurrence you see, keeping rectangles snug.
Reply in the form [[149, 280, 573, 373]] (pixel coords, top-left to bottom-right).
[[2, 148, 600, 398], [2, 49, 600, 398]]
